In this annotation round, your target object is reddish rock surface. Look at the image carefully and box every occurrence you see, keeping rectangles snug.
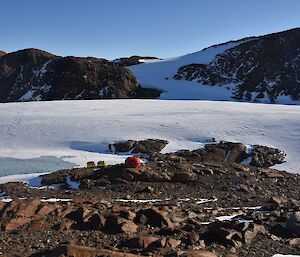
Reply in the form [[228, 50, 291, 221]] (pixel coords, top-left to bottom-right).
[[0, 140, 299, 256]]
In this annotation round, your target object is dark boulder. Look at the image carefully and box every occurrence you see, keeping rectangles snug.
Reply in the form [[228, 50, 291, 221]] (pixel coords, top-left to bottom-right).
[[135, 208, 173, 228], [251, 145, 286, 167], [109, 139, 168, 155], [113, 55, 160, 66]]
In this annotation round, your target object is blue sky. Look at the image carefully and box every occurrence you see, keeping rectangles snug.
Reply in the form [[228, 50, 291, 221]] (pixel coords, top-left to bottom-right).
[[2, 0, 300, 59]]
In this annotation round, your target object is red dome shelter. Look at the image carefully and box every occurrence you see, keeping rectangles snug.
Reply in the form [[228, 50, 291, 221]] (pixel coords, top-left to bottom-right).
[[125, 156, 141, 168]]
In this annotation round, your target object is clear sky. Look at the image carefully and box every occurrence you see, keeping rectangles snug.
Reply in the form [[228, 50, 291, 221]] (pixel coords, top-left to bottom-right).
[[2, 0, 300, 59]]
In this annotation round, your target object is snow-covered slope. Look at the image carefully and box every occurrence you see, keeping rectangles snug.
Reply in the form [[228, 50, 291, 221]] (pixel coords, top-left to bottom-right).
[[0, 100, 299, 180], [129, 41, 248, 100], [129, 29, 300, 104]]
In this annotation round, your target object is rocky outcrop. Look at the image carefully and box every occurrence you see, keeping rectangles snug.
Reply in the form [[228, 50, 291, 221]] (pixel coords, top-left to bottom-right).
[[250, 145, 286, 167], [0, 51, 6, 57], [113, 56, 160, 66], [208, 221, 267, 247], [109, 139, 168, 155], [174, 28, 300, 103], [48, 244, 142, 257], [0, 139, 298, 256], [0, 48, 161, 102], [36, 140, 287, 188], [46, 244, 220, 257], [286, 212, 300, 236], [0, 195, 299, 256]]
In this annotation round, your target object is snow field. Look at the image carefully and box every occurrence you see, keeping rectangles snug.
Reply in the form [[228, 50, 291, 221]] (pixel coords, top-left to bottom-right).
[[0, 99, 299, 183]]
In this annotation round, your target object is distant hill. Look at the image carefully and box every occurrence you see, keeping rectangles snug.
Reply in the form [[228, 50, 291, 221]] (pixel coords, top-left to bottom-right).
[[130, 28, 300, 104], [113, 56, 161, 66], [0, 51, 6, 57], [0, 49, 160, 102], [1, 28, 299, 104]]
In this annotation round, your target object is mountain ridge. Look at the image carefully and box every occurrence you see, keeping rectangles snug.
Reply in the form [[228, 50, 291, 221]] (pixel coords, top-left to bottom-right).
[[0, 51, 6, 57], [173, 28, 300, 102], [130, 27, 300, 104], [0, 49, 160, 102], [0, 28, 299, 103]]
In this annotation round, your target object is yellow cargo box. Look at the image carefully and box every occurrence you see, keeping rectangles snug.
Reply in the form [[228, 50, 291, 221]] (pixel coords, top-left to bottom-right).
[[87, 161, 96, 169], [97, 161, 107, 168]]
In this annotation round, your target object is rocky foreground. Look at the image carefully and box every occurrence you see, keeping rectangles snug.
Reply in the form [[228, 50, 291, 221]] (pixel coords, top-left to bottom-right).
[[0, 139, 299, 257]]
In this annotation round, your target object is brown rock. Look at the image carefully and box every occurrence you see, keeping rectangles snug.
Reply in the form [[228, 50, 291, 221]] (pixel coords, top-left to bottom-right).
[[227, 143, 248, 163], [172, 163, 196, 181], [135, 208, 173, 228], [132, 139, 168, 155], [86, 212, 106, 230], [203, 162, 223, 168], [48, 244, 141, 257], [80, 179, 95, 189], [57, 206, 76, 219], [0, 200, 18, 217], [112, 205, 130, 212], [208, 221, 242, 247], [230, 162, 249, 172], [169, 155, 184, 162], [188, 211, 198, 219], [235, 222, 250, 232], [289, 237, 300, 247], [104, 214, 121, 233], [165, 238, 181, 248], [81, 207, 93, 221], [119, 220, 138, 234], [2, 217, 32, 231], [121, 210, 136, 220], [28, 219, 52, 231], [178, 250, 218, 257], [0, 254, 21, 257], [109, 139, 168, 155], [154, 238, 167, 248], [2, 199, 41, 218], [41, 171, 69, 186], [243, 229, 257, 244], [202, 144, 227, 163], [270, 224, 292, 238], [58, 220, 74, 232], [211, 224, 242, 240], [109, 140, 136, 153], [36, 203, 58, 217], [238, 184, 252, 193], [104, 214, 138, 234], [268, 196, 288, 207], [122, 173, 135, 181], [251, 145, 285, 167], [139, 186, 155, 194], [260, 168, 284, 178], [0, 201, 6, 211], [127, 236, 159, 248], [187, 232, 200, 245], [287, 212, 300, 236], [242, 224, 267, 244]]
